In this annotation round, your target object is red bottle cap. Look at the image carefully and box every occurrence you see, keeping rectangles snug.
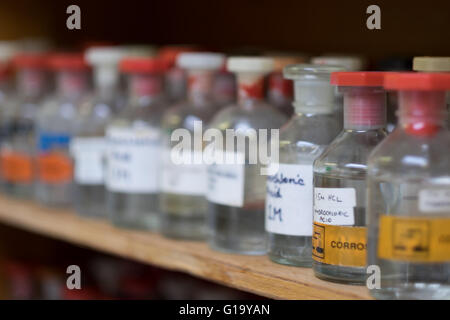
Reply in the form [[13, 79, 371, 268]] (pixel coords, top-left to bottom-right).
[[384, 72, 450, 90], [331, 71, 386, 86], [48, 53, 89, 70], [13, 53, 48, 69], [120, 57, 166, 73], [158, 46, 196, 69]]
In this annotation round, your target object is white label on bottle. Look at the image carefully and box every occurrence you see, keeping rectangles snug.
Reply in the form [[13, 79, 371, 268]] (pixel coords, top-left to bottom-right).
[[265, 163, 314, 236], [70, 137, 106, 185], [419, 189, 450, 213], [207, 152, 245, 207], [161, 148, 207, 196], [106, 127, 161, 193], [313, 187, 356, 226]]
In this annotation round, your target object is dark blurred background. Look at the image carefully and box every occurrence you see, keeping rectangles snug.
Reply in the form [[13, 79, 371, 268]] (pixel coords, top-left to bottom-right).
[[0, 0, 448, 59]]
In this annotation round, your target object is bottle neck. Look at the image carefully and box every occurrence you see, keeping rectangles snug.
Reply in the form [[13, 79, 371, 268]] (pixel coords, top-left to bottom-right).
[[57, 70, 88, 99], [187, 69, 215, 105], [343, 88, 386, 130], [18, 68, 47, 97], [128, 73, 164, 102], [237, 73, 265, 106], [292, 78, 335, 115], [398, 90, 447, 136], [94, 67, 120, 99]]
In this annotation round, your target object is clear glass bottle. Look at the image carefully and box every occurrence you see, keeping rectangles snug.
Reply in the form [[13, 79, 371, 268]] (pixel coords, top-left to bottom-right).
[[312, 72, 388, 284], [266, 64, 343, 267], [160, 52, 225, 239], [213, 67, 236, 108], [71, 47, 127, 218], [207, 57, 288, 254], [267, 56, 306, 118], [367, 73, 450, 299], [1, 53, 49, 197], [35, 53, 89, 206], [107, 56, 167, 230]]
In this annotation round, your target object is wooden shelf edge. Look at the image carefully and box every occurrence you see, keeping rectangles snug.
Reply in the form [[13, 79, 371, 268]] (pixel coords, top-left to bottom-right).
[[0, 195, 371, 300]]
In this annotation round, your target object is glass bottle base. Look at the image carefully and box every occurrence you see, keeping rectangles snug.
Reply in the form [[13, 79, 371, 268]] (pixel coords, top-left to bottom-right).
[[268, 233, 312, 267], [35, 183, 73, 207], [3, 183, 34, 199], [371, 284, 450, 300], [74, 184, 107, 219], [313, 261, 366, 285], [160, 213, 206, 241], [208, 203, 266, 255]]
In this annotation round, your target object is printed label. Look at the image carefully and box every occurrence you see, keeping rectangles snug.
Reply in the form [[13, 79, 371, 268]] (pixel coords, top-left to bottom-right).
[[265, 163, 313, 236], [161, 148, 207, 196], [314, 187, 356, 225], [106, 127, 161, 193], [207, 152, 245, 207], [0, 151, 34, 183], [70, 137, 106, 185], [38, 132, 71, 152], [378, 215, 450, 263], [37, 151, 73, 184], [419, 189, 450, 213], [312, 222, 367, 267]]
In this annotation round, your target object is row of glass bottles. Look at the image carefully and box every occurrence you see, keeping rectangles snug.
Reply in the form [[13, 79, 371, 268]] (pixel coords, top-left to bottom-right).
[[0, 46, 448, 300]]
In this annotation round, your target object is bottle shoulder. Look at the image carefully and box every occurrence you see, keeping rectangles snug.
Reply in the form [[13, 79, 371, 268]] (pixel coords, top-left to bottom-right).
[[314, 128, 388, 176], [367, 128, 450, 179], [162, 100, 220, 131]]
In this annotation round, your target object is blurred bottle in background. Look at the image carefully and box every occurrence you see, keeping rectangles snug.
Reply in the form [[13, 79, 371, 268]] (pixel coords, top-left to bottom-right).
[[158, 46, 195, 104], [1, 52, 49, 198], [413, 56, 450, 128], [71, 47, 128, 218], [266, 64, 343, 267], [35, 53, 89, 207], [212, 63, 236, 108], [107, 56, 166, 229], [207, 57, 287, 254], [160, 52, 225, 239], [266, 55, 306, 117]]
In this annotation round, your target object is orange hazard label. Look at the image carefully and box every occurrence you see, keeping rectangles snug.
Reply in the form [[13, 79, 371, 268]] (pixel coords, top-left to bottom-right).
[[312, 222, 367, 267], [378, 215, 450, 263], [1, 151, 34, 183], [37, 152, 73, 184]]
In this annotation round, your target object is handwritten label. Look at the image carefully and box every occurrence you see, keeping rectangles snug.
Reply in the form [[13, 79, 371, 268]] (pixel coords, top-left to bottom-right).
[[265, 163, 313, 236], [161, 148, 207, 196], [70, 137, 106, 185], [207, 152, 245, 207], [419, 189, 450, 213], [106, 127, 160, 193], [314, 187, 356, 226]]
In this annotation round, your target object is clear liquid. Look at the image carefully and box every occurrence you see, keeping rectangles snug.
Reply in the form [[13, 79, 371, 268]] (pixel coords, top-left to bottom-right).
[[160, 193, 207, 240], [35, 183, 73, 207], [368, 175, 450, 299], [208, 202, 266, 255], [74, 184, 106, 218], [108, 191, 159, 230], [313, 172, 367, 284]]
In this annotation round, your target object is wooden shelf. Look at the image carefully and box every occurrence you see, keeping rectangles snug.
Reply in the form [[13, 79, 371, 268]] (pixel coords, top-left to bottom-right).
[[0, 194, 371, 300]]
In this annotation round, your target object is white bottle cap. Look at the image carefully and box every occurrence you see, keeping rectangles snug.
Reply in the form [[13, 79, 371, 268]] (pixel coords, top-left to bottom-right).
[[85, 46, 127, 66], [413, 56, 450, 72], [311, 55, 365, 71], [227, 57, 274, 74], [0, 41, 19, 62], [177, 52, 225, 70]]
